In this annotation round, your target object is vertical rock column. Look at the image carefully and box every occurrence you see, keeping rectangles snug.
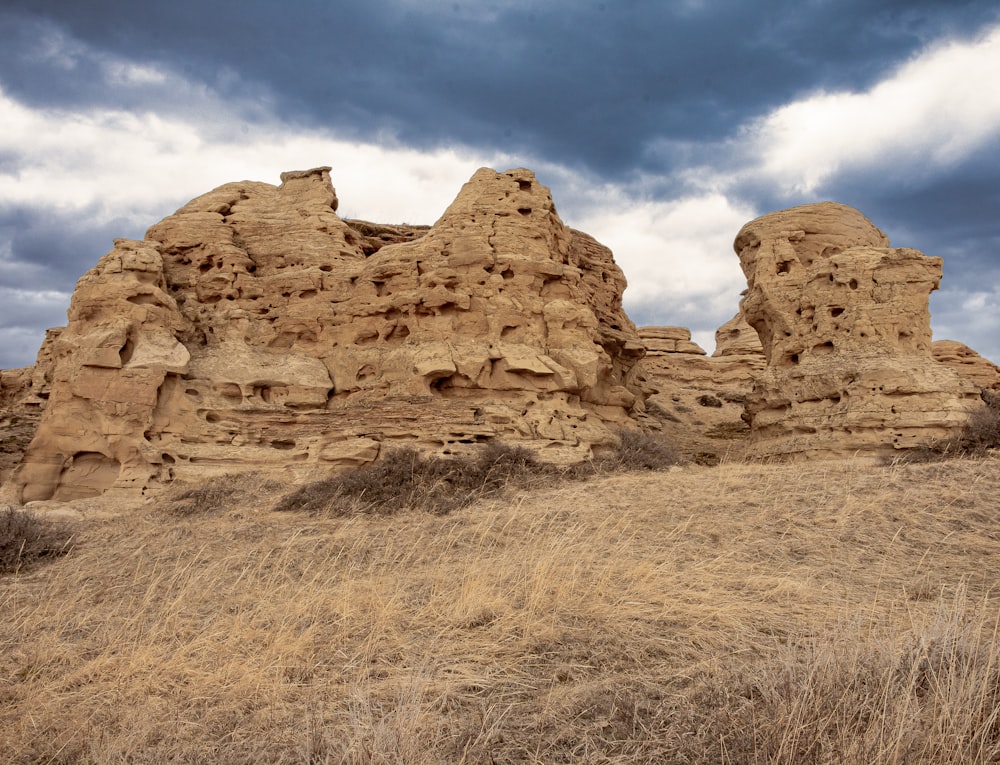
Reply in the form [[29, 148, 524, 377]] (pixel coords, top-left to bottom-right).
[[735, 202, 978, 459]]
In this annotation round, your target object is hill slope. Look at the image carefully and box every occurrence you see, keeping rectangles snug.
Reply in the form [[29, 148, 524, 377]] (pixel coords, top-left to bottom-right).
[[2, 456, 999, 763]]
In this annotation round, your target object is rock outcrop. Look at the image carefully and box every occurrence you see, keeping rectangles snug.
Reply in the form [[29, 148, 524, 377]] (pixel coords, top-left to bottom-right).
[[635, 325, 759, 461], [7, 167, 646, 502], [735, 202, 979, 459], [932, 340, 1000, 392]]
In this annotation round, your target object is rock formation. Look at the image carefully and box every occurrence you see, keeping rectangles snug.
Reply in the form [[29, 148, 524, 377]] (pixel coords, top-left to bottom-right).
[[734, 202, 979, 459], [634, 325, 759, 461], [7, 167, 646, 503], [932, 340, 1000, 392]]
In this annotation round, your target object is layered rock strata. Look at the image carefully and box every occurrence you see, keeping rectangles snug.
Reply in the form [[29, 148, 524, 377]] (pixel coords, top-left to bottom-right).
[[735, 202, 979, 459], [8, 167, 646, 502]]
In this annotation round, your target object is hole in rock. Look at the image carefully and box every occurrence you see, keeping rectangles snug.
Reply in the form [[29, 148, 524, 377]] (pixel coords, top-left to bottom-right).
[[220, 383, 242, 402], [271, 439, 296, 450], [119, 336, 136, 365], [849, 278, 859, 290], [776, 261, 791, 275], [830, 307, 845, 317], [161, 453, 176, 464], [127, 294, 160, 306], [517, 208, 532, 216], [517, 180, 532, 191]]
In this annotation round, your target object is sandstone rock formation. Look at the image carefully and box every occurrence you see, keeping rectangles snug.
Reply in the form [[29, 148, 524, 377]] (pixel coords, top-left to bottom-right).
[[635, 325, 759, 461], [0, 329, 60, 487], [6, 167, 646, 503], [932, 340, 1000, 392], [713, 311, 764, 358], [735, 202, 979, 459]]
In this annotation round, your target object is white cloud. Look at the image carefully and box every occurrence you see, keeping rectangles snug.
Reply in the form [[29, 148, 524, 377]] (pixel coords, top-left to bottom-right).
[[745, 23, 1000, 194], [577, 191, 752, 304]]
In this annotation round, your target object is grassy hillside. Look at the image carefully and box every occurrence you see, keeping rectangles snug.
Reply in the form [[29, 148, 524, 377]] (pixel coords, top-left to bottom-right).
[[2, 455, 999, 764]]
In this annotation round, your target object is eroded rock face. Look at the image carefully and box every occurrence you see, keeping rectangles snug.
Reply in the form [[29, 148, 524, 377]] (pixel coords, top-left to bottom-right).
[[635, 325, 759, 460], [8, 167, 646, 502], [932, 340, 1000, 392], [735, 202, 979, 459]]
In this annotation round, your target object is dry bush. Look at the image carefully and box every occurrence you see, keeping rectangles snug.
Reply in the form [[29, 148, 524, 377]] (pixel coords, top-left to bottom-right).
[[275, 433, 681, 517], [597, 428, 681, 472], [167, 472, 286, 516], [0, 507, 74, 574], [961, 390, 1000, 453], [275, 442, 557, 516]]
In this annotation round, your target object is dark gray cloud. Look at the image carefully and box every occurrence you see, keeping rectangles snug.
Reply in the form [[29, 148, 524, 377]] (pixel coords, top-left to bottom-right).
[[0, 205, 141, 293], [4, 0, 997, 175]]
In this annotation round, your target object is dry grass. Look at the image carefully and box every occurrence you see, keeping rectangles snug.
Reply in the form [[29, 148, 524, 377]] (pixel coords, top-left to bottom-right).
[[2, 455, 1000, 763]]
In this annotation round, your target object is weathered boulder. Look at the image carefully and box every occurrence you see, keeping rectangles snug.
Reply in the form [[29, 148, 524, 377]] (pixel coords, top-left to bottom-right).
[[6, 167, 646, 502], [735, 202, 979, 459]]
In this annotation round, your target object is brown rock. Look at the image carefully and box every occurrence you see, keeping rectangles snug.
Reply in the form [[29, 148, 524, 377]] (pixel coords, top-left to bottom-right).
[[712, 311, 764, 358], [932, 340, 1000, 392], [638, 326, 707, 356], [635, 324, 761, 461], [0, 329, 62, 489], [8, 167, 646, 502], [734, 202, 979, 459]]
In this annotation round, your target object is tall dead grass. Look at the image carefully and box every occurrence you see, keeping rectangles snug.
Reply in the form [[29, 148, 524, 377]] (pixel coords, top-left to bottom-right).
[[1, 455, 999, 763]]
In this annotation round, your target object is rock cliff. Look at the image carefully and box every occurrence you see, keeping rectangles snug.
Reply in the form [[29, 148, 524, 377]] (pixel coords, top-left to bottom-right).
[[7, 167, 646, 502], [734, 202, 980, 459]]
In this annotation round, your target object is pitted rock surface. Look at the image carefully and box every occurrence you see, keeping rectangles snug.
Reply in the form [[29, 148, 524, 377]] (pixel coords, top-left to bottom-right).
[[7, 167, 646, 502], [735, 202, 979, 458]]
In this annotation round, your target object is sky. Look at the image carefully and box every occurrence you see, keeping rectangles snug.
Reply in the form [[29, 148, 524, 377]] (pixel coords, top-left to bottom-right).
[[1, 0, 999, 369]]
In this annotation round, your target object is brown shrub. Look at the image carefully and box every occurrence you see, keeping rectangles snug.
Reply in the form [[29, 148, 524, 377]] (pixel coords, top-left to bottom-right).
[[275, 442, 557, 516], [597, 428, 681, 472], [275, 433, 682, 516], [166, 472, 286, 516], [0, 507, 74, 574], [904, 390, 1000, 462]]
